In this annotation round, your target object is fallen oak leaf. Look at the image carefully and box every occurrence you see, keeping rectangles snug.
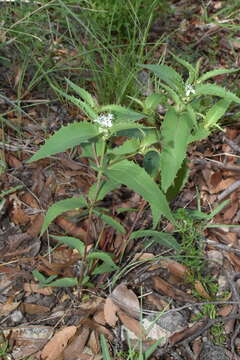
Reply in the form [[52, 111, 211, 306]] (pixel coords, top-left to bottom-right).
[[64, 327, 90, 360], [117, 310, 146, 340], [110, 283, 140, 319], [41, 326, 77, 360], [104, 297, 119, 327], [152, 276, 196, 303]]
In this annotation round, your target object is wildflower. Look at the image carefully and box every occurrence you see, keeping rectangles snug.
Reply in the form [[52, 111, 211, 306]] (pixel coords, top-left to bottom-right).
[[94, 113, 114, 128], [185, 84, 195, 97]]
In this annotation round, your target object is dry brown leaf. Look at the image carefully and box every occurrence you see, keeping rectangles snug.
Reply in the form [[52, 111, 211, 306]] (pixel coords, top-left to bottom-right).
[[41, 326, 77, 360], [56, 216, 88, 244], [64, 327, 90, 360], [218, 305, 233, 317], [23, 282, 53, 295], [94, 310, 106, 326], [153, 277, 196, 303], [212, 177, 236, 194], [161, 259, 189, 279], [21, 192, 40, 209], [117, 310, 145, 340], [21, 303, 49, 315], [80, 319, 113, 341], [210, 171, 222, 188], [110, 283, 140, 318], [194, 280, 211, 299], [6, 153, 22, 168], [78, 297, 104, 312], [104, 297, 119, 327], [88, 330, 100, 354], [0, 302, 20, 316], [146, 294, 169, 311], [223, 200, 238, 221], [27, 214, 44, 237]]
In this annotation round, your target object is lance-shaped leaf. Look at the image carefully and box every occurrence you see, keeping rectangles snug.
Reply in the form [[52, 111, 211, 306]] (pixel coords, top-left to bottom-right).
[[27, 122, 99, 163], [140, 64, 184, 94], [204, 98, 231, 129], [104, 160, 174, 227], [41, 196, 87, 235], [195, 84, 240, 104], [99, 104, 144, 122], [160, 109, 191, 192], [52, 84, 97, 119], [197, 68, 239, 83], [65, 78, 96, 108], [51, 236, 85, 256], [87, 251, 119, 275], [93, 209, 126, 234], [130, 230, 180, 251]]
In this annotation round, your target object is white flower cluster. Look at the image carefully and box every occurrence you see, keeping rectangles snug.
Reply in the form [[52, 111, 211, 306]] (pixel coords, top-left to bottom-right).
[[185, 84, 195, 97], [94, 113, 114, 128]]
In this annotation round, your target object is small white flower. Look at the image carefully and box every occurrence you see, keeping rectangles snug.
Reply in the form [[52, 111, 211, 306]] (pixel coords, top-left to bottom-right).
[[185, 84, 195, 97], [94, 113, 114, 128]]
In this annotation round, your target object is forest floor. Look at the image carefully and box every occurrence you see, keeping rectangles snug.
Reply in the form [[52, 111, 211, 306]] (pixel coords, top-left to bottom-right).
[[0, 1, 240, 359]]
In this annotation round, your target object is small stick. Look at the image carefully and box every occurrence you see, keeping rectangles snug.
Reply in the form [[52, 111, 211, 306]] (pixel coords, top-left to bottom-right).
[[218, 180, 240, 201]]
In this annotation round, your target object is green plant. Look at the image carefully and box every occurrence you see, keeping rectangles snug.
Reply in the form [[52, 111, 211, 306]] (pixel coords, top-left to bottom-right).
[[100, 333, 162, 360], [0, 340, 10, 358], [27, 56, 240, 288], [173, 200, 230, 285]]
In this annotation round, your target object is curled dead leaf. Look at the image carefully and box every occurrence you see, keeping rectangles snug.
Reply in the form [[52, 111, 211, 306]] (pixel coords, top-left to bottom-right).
[[41, 326, 77, 360], [104, 297, 119, 327], [110, 283, 140, 318], [64, 327, 90, 360], [194, 280, 211, 299], [118, 310, 145, 340]]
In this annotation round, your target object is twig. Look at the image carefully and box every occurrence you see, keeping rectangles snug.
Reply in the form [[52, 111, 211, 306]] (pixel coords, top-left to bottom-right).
[[205, 239, 240, 256], [193, 158, 240, 172], [218, 180, 240, 201], [224, 136, 240, 154]]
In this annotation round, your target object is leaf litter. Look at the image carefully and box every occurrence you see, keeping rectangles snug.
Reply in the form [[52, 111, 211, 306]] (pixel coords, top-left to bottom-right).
[[1, 1, 240, 359]]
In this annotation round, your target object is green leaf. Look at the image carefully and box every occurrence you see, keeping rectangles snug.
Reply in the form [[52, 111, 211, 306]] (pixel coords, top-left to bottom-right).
[[197, 68, 239, 83], [27, 122, 99, 163], [51, 235, 85, 256], [104, 160, 174, 227], [141, 128, 161, 147], [204, 98, 231, 129], [166, 159, 189, 201], [110, 122, 145, 138], [130, 230, 180, 251], [140, 64, 184, 93], [206, 199, 230, 221], [45, 277, 78, 287], [108, 139, 140, 156], [157, 82, 181, 106], [143, 150, 160, 177], [88, 179, 120, 202], [32, 270, 47, 283], [93, 209, 126, 234], [170, 52, 196, 84], [100, 335, 112, 360], [195, 84, 240, 104], [99, 104, 144, 122], [160, 109, 191, 192], [92, 262, 118, 275], [80, 139, 104, 158], [52, 84, 97, 119], [144, 93, 162, 111], [65, 78, 96, 108], [87, 251, 119, 274], [188, 127, 210, 143], [144, 338, 164, 359], [41, 196, 87, 235]]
